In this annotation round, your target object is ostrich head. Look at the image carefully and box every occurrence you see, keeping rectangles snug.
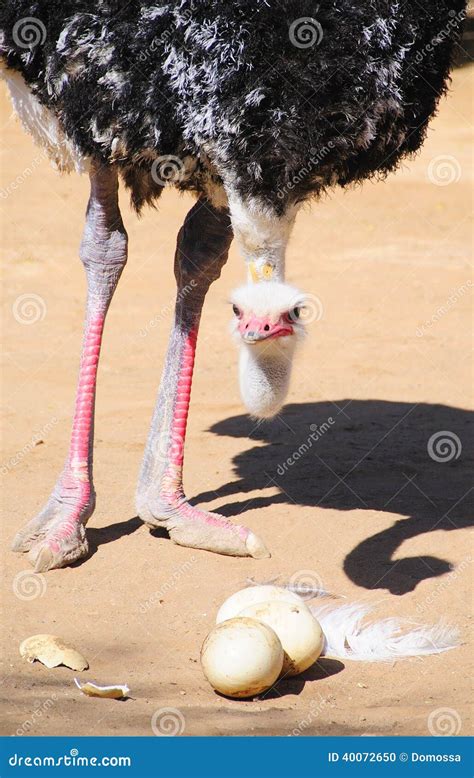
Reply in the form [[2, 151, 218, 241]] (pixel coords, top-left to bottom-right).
[[230, 281, 306, 419]]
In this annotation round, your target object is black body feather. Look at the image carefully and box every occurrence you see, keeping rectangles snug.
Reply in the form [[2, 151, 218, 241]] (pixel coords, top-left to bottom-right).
[[0, 1, 467, 212]]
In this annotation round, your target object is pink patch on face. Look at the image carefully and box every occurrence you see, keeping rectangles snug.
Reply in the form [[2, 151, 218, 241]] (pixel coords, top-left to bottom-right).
[[238, 313, 293, 340]]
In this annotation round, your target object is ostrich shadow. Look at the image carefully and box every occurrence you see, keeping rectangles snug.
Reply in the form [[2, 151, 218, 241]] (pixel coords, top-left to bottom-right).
[[192, 400, 473, 595], [70, 516, 142, 566]]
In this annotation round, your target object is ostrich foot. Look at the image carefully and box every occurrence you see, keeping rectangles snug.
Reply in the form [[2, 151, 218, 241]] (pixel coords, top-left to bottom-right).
[[12, 493, 92, 572], [139, 493, 270, 559]]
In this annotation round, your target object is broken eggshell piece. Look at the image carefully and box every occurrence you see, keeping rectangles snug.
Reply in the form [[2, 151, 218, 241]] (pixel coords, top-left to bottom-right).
[[19, 634, 88, 671], [74, 678, 130, 699]]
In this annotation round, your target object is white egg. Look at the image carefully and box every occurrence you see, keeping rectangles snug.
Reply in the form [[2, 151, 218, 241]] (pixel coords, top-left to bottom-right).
[[216, 585, 301, 624], [200, 617, 284, 698], [238, 600, 324, 676]]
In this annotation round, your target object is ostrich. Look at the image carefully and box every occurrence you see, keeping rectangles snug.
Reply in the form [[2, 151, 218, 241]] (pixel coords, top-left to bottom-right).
[[1, 1, 466, 572]]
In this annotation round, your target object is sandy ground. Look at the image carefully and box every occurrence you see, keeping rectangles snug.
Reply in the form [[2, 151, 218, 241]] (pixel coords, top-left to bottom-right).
[[1, 63, 472, 738]]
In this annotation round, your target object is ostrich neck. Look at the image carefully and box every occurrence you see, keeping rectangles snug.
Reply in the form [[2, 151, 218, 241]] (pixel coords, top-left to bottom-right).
[[227, 193, 298, 283], [238, 340, 297, 419], [246, 255, 285, 283]]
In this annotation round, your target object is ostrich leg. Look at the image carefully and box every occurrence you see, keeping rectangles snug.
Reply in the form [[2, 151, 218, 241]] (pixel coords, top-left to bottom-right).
[[12, 162, 127, 572], [136, 199, 269, 559]]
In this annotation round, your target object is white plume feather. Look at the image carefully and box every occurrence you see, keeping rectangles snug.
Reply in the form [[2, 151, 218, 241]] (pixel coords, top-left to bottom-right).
[[310, 601, 459, 661], [248, 578, 461, 661], [237, 580, 460, 661]]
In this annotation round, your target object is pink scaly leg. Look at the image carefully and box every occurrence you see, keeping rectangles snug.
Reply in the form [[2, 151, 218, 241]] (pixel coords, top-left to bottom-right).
[[12, 162, 127, 572], [136, 199, 269, 559]]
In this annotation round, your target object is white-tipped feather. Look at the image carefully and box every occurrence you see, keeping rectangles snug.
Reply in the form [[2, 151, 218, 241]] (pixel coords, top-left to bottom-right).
[[310, 601, 459, 661], [2, 69, 90, 173], [249, 580, 459, 661], [285, 583, 341, 600]]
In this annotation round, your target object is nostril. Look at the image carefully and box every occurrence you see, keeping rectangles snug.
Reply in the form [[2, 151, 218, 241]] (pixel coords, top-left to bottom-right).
[[264, 324, 270, 331], [245, 323, 249, 329]]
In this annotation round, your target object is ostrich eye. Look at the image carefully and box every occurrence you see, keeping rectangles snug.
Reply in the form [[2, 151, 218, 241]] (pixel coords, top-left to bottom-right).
[[290, 306, 300, 320], [232, 304, 241, 317]]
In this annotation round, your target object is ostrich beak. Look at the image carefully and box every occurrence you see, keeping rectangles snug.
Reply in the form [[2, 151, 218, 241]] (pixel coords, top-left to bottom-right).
[[238, 314, 294, 343]]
